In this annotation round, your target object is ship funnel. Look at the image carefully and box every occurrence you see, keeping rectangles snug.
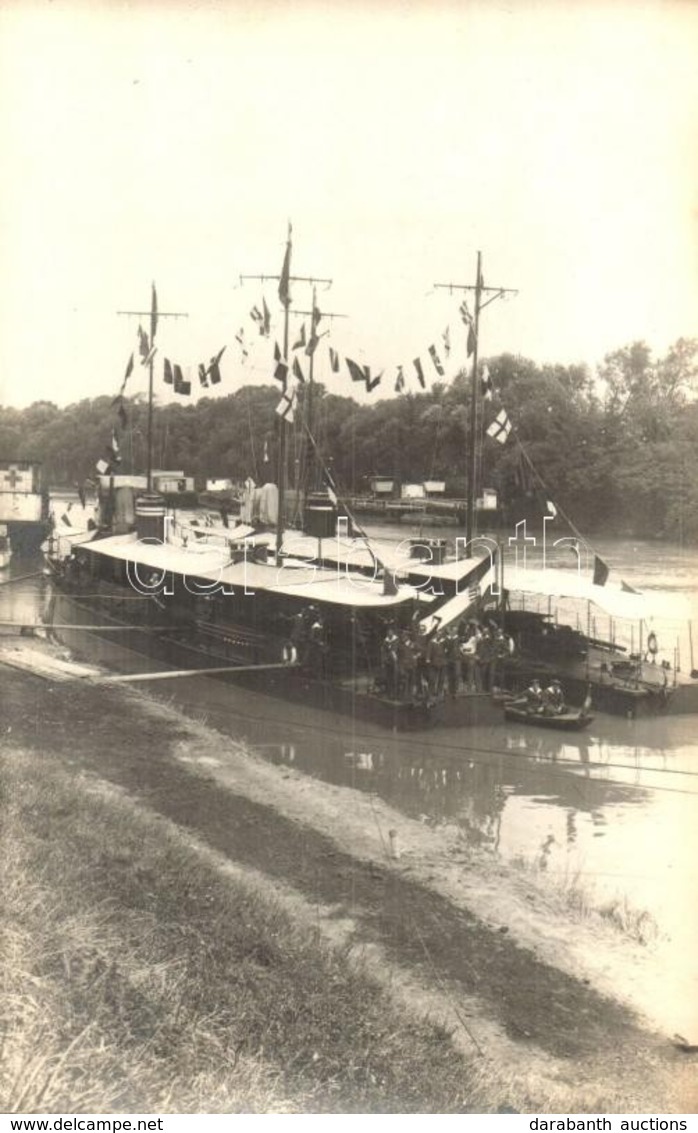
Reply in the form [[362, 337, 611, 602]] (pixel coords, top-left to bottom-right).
[[134, 493, 167, 544]]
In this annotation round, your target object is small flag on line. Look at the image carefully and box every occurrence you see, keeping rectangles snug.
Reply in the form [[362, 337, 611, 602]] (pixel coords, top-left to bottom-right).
[[428, 345, 445, 376], [413, 358, 426, 389], [592, 555, 609, 587]]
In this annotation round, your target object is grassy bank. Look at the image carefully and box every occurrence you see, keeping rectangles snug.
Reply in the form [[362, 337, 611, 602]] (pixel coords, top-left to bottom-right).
[[1, 746, 477, 1114]]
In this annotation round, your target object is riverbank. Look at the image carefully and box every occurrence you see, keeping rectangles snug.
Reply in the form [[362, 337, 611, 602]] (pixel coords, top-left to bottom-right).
[[1, 638, 696, 1113]]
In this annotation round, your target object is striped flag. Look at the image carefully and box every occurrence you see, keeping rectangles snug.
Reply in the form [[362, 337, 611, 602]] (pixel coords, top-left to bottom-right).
[[486, 408, 511, 444], [428, 345, 444, 376], [275, 384, 297, 423]]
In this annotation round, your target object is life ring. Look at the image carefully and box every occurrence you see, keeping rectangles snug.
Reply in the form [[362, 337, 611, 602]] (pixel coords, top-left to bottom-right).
[[647, 631, 659, 656], [282, 641, 298, 665]]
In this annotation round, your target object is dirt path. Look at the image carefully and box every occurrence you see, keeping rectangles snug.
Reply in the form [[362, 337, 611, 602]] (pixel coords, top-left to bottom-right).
[[2, 648, 696, 1111]]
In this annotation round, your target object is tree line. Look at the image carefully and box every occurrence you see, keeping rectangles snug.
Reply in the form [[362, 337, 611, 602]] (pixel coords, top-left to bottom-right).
[[2, 338, 697, 541]]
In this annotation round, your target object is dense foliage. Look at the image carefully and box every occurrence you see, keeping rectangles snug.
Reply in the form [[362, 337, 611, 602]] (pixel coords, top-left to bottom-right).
[[2, 338, 697, 540]]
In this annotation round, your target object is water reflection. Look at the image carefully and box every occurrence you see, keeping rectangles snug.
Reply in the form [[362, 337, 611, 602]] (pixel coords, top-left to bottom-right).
[[3, 552, 698, 940]]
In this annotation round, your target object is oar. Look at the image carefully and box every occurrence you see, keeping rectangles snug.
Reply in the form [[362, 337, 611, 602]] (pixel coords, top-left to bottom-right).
[[92, 661, 297, 683]]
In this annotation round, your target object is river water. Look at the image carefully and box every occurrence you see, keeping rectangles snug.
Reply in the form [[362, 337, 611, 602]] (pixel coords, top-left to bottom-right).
[[3, 522, 698, 985]]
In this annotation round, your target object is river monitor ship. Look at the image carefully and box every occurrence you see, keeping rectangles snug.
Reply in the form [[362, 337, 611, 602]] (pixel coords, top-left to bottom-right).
[[41, 234, 698, 722], [43, 481, 500, 730]]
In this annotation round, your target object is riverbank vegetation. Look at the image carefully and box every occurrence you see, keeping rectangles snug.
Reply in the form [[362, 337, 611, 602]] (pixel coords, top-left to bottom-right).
[[1, 747, 476, 1113], [2, 337, 697, 540]]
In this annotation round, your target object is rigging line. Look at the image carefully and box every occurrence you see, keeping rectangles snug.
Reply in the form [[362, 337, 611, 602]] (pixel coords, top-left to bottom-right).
[[507, 418, 590, 554], [300, 417, 387, 577]]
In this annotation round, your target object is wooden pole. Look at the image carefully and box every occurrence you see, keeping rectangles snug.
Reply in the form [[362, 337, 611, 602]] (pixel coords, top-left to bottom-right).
[[276, 232, 291, 566], [92, 660, 297, 683], [466, 251, 482, 551]]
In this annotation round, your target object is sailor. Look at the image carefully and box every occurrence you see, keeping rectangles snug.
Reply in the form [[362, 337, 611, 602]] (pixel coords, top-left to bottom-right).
[[397, 627, 418, 700], [476, 626, 496, 693], [381, 624, 400, 698], [307, 610, 328, 677], [543, 678, 565, 715], [525, 677, 544, 713], [443, 626, 461, 698], [492, 626, 513, 691], [459, 621, 481, 693], [414, 624, 432, 700], [427, 630, 448, 698]]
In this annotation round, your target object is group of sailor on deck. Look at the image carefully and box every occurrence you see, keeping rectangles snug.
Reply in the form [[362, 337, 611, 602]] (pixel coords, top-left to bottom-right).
[[379, 618, 515, 703]]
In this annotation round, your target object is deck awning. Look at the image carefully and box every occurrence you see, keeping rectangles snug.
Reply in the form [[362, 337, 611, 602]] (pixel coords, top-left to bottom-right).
[[507, 567, 694, 622]]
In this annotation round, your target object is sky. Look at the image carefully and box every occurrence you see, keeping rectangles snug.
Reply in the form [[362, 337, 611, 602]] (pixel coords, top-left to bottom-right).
[[0, 0, 696, 410]]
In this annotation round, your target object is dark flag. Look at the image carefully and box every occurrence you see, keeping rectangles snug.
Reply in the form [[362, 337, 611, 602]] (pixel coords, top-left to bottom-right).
[[279, 225, 292, 308], [273, 342, 288, 388], [208, 346, 225, 385], [292, 356, 305, 384], [198, 363, 209, 388], [137, 324, 149, 361], [293, 323, 306, 351], [413, 357, 426, 389], [592, 555, 610, 586], [394, 365, 405, 393], [112, 395, 128, 428], [329, 346, 340, 373], [163, 358, 174, 384], [151, 283, 158, 338], [346, 357, 368, 385], [262, 297, 271, 337], [621, 579, 639, 594], [428, 345, 444, 376], [173, 364, 191, 396], [467, 325, 477, 357], [61, 512, 71, 526], [122, 352, 135, 390], [366, 370, 382, 393], [77, 483, 86, 509]]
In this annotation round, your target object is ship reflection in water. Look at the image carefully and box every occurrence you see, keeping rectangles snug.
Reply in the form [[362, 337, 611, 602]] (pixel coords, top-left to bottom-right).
[[2, 556, 697, 957]]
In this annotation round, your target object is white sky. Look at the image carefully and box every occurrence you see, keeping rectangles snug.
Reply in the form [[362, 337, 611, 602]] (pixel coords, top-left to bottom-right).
[[1, 0, 696, 409]]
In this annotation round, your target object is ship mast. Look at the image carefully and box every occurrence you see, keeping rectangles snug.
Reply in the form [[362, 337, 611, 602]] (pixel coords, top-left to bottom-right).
[[290, 286, 348, 518], [434, 255, 517, 548], [240, 226, 331, 566], [118, 286, 188, 491]]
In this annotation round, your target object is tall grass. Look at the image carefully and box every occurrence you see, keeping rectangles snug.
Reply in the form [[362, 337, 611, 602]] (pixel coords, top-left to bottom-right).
[[0, 747, 475, 1113]]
